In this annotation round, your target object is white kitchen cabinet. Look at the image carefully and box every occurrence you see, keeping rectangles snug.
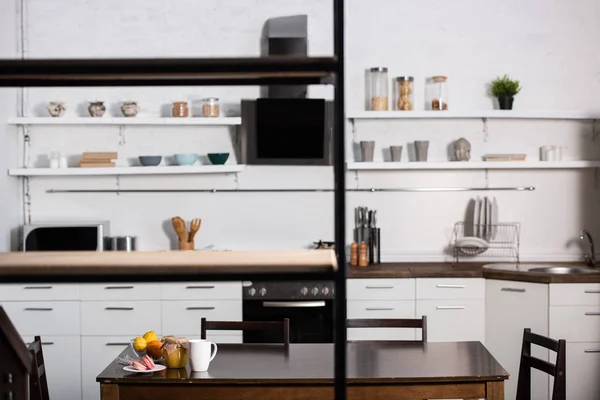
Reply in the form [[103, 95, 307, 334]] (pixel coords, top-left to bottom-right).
[[161, 282, 241, 300], [22, 335, 81, 400], [162, 300, 242, 336], [347, 299, 416, 341], [564, 343, 600, 400], [80, 283, 160, 301], [0, 283, 79, 301], [0, 301, 81, 336], [416, 278, 485, 300], [416, 299, 484, 342], [347, 279, 415, 300], [486, 280, 549, 400], [81, 336, 132, 400], [81, 301, 161, 336]]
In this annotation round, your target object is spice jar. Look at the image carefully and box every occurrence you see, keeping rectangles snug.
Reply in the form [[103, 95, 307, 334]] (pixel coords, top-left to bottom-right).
[[202, 98, 220, 117], [172, 102, 189, 118], [366, 67, 389, 111], [427, 76, 448, 110], [162, 336, 189, 368], [395, 76, 414, 111]]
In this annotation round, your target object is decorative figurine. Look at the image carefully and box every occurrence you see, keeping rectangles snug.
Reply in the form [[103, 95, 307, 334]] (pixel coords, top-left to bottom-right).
[[47, 101, 66, 117], [88, 101, 106, 117], [121, 101, 139, 117], [453, 138, 471, 161]]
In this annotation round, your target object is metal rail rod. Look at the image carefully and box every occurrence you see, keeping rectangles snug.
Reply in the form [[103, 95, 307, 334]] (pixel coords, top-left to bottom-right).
[[333, 0, 346, 399], [45, 186, 536, 194]]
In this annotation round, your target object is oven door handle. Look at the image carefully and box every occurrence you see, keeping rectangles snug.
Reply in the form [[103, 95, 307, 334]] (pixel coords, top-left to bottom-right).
[[262, 301, 326, 308]]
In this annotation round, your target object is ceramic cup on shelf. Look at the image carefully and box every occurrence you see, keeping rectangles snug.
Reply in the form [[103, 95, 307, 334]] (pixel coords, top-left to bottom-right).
[[47, 101, 66, 117], [188, 339, 218, 372], [121, 101, 139, 117], [360, 141, 375, 162], [88, 101, 106, 117], [390, 146, 403, 162], [415, 141, 430, 162]]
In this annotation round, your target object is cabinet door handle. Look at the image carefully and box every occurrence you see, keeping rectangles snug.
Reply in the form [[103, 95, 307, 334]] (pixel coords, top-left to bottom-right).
[[104, 307, 134, 311], [585, 290, 600, 294], [24, 308, 53, 311], [104, 286, 134, 290], [186, 285, 215, 289], [436, 306, 465, 310], [186, 307, 215, 310], [365, 286, 394, 289], [585, 349, 600, 353], [26, 342, 54, 346], [23, 286, 53, 290], [585, 312, 600, 316], [501, 288, 526, 293], [365, 307, 395, 311], [105, 343, 130, 346], [436, 284, 465, 289]]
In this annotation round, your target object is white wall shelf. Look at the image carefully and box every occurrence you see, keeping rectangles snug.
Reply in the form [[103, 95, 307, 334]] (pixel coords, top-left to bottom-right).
[[8, 165, 246, 176], [348, 111, 600, 120], [7, 117, 242, 126], [347, 161, 600, 170]]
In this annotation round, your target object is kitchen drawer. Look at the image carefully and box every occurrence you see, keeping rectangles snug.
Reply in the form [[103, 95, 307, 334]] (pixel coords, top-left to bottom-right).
[[22, 335, 81, 400], [162, 300, 242, 336], [81, 336, 132, 400], [161, 282, 241, 300], [0, 301, 80, 335], [347, 300, 415, 320], [80, 283, 160, 301], [550, 283, 600, 306], [416, 278, 484, 300], [81, 301, 161, 336], [347, 279, 414, 300], [549, 306, 600, 342], [416, 299, 485, 342], [0, 283, 79, 301], [560, 342, 600, 400], [348, 327, 416, 341]]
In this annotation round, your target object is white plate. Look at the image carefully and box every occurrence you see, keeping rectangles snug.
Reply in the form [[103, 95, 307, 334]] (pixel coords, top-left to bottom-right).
[[455, 236, 489, 255], [479, 197, 486, 239], [473, 197, 481, 238], [491, 197, 499, 240], [123, 364, 166, 374], [486, 197, 492, 240]]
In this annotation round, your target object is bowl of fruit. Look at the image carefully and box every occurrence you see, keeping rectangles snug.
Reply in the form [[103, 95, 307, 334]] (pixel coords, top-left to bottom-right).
[[131, 330, 164, 360]]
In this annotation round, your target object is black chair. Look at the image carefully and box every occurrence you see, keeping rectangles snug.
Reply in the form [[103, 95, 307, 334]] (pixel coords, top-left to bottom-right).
[[516, 328, 566, 400], [346, 315, 428, 342], [201, 318, 290, 345], [27, 336, 50, 400]]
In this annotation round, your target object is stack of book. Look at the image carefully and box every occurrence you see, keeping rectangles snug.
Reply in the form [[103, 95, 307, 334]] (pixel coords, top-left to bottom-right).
[[79, 152, 117, 168]]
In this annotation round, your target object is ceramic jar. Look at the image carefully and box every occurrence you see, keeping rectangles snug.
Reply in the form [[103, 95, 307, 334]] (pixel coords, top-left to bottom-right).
[[121, 101, 139, 117], [172, 102, 189, 118], [47, 101, 66, 117], [88, 101, 106, 117], [453, 138, 471, 161]]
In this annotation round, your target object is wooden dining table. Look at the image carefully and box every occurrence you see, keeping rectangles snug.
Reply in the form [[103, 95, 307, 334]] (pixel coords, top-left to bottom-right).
[[97, 341, 508, 400]]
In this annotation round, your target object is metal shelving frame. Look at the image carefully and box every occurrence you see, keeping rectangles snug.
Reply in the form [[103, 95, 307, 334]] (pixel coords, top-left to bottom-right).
[[0, 0, 348, 399]]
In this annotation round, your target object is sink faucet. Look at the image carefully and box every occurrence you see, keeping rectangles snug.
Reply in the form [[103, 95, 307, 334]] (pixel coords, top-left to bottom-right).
[[580, 229, 596, 268]]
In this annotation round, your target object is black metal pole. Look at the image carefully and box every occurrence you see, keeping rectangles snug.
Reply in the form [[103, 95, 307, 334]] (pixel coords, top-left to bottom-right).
[[333, 0, 347, 400]]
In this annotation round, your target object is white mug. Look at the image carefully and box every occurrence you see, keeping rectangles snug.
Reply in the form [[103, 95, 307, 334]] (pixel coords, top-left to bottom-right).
[[188, 339, 218, 372]]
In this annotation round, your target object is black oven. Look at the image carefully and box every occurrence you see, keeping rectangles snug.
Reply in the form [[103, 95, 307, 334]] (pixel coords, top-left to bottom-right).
[[242, 281, 334, 343]]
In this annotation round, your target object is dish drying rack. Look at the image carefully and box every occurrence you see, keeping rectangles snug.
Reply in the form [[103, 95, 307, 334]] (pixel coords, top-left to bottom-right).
[[451, 222, 521, 263]]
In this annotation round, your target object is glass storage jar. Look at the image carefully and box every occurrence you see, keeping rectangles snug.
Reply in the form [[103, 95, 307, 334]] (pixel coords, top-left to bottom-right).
[[427, 76, 448, 110], [172, 102, 189, 118], [395, 76, 414, 111], [366, 67, 389, 111], [162, 336, 189, 368], [202, 98, 220, 117]]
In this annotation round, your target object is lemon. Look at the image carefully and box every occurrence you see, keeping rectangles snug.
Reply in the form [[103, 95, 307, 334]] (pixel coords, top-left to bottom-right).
[[143, 330, 158, 343], [133, 336, 147, 352]]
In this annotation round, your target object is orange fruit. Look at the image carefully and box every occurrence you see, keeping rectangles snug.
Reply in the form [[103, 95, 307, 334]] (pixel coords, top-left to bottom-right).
[[146, 340, 163, 359]]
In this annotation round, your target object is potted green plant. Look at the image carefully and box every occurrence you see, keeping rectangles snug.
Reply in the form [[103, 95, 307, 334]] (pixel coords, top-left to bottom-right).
[[490, 75, 521, 110]]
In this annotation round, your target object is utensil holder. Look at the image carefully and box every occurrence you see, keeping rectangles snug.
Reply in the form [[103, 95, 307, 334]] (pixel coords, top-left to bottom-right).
[[390, 146, 403, 162], [179, 240, 195, 251], [360, 141, 375, 162], [415, 141, 429, 162]]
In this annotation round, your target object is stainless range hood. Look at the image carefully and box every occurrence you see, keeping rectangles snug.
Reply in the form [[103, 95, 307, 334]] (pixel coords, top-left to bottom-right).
[[261, 15, 308, 99]]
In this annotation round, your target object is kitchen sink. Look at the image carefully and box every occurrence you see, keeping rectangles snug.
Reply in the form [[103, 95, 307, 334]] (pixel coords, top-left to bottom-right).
[[527, 266, 598, 274]]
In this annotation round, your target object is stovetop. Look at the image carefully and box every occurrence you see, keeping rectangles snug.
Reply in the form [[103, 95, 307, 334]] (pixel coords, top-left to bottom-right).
[[243, 281, 335, 300]]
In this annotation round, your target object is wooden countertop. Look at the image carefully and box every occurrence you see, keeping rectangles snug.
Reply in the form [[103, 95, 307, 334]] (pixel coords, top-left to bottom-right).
[[98, 342, 508, 385], [0, 250, 337, 282], [349, 262, 600, 283]]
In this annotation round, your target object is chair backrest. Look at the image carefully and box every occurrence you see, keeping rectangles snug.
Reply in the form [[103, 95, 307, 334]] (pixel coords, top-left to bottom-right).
[[346, 316, 428, 342], [516, 328, 566, 400], [201, 318, 290, 345], [27, 336, 50, 400]]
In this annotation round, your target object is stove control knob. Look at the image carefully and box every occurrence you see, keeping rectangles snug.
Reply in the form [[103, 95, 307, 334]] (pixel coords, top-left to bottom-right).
[[300, 287, 309, 296], [248, 288, 256, 296], [312, 287, 319, 296], [322, 287, 330, 296], [259, 288, 267, 296]]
